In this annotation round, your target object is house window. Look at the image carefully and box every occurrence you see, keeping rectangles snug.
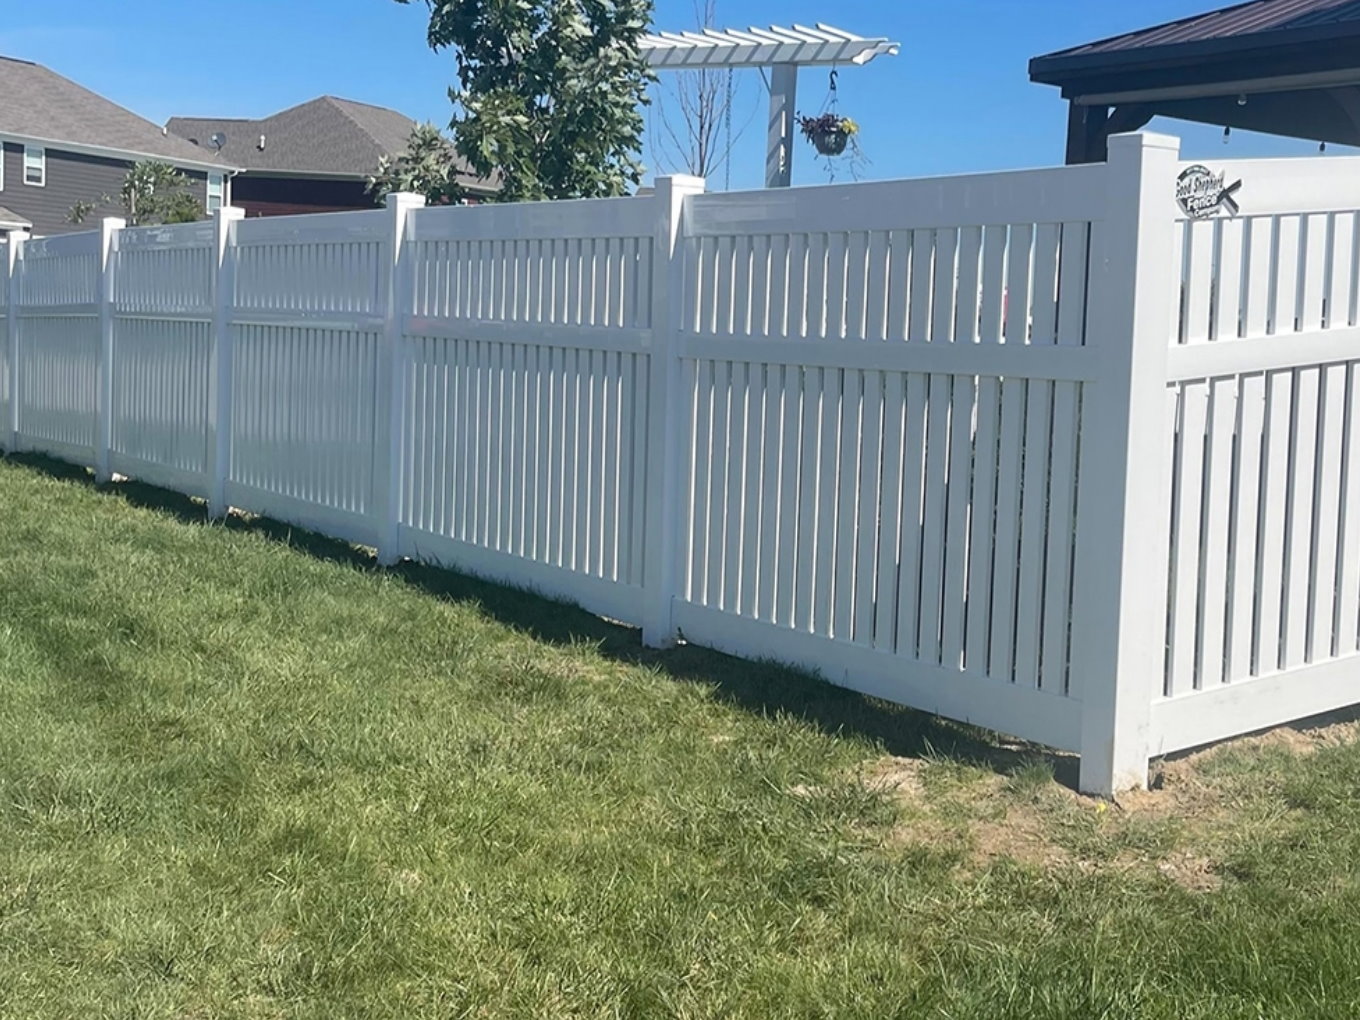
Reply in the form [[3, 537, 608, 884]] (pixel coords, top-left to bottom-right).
[[23, 146, 44, 187], [206, 172, 224, 212]]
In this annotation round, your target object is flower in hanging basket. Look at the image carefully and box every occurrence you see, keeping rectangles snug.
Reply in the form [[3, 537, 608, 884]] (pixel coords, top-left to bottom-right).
[[798, 113, 859, 157]]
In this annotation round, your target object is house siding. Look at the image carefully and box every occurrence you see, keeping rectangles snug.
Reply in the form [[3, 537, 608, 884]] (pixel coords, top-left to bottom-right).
[[230, 175, 378, 218], [0, 142, 211, 236]]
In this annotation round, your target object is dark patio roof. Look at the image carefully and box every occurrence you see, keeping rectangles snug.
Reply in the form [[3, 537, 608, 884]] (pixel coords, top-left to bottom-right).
[[1030, 0, 1360, 162], [1035, 0, 1360, 76]]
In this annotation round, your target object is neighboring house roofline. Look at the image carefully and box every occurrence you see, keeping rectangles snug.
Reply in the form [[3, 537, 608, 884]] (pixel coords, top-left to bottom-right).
[[0, 130, 241, 174], [0, 54, 242, 166], [0, 205, 32, 230], [166, 96, 495, 193]]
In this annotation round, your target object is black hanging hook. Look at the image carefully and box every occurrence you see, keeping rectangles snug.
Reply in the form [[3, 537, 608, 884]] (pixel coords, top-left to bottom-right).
[[829, 68, 839, 94]]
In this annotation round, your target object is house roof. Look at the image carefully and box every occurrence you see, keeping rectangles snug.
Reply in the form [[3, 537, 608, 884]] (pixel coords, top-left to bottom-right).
[[0, 205, 32, 229], [1032, 0, 1360, 78], [167, 96, 490, 190], [0, 55, 231, 169]]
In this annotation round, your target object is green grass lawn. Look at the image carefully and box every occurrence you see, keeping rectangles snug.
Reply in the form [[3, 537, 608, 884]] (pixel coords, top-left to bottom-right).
[[2, 454, 1360, 1019]]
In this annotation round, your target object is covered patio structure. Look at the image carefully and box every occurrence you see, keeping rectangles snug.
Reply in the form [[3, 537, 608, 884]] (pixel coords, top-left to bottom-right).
[[1029, 0, 1360, 164]]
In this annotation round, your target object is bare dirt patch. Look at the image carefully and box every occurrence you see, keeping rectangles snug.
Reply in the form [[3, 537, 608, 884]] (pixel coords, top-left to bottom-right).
[[1207, 715, 1360, 757], [852, 715, 1357, 892], [1156, 850, 1222, 893], [860, 756, 927, 801], [971, 807, 1075, 870]]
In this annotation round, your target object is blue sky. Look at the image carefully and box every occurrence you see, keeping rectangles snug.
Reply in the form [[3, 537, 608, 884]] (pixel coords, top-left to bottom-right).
[[2, 0, 1350, 191]]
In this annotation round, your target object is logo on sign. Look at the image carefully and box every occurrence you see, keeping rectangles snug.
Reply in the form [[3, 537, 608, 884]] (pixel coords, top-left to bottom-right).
[[1176, 165, 1243, 219]]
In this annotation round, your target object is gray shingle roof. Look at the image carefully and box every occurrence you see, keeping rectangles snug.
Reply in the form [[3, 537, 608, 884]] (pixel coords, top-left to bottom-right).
[[0, 205, 32, 229], [0, 55, 228, 166], [167, 96, 489, 190]]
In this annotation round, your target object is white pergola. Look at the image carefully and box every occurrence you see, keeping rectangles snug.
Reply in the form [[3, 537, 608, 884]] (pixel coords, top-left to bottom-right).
[[641, 24, 900, 188]]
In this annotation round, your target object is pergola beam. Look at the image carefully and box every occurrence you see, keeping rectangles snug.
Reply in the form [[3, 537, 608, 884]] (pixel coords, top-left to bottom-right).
[[643, 23, 900, 188], [641, 23, 899, 69]]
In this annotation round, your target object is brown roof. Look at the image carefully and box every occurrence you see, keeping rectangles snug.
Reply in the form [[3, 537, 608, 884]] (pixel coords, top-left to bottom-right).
[[0, 55, 229, 167], [1032, 0, 1360, 81], [1050, 0, 1359, 57], [167, 97, 489, 191]]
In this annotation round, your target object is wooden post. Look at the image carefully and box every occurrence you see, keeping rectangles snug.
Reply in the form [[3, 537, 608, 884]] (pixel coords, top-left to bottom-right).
[[3, 230, 26, 453], [94, 216, 126, 484], [376, 191, 426, 566], [207, 205, 246, 518], [1073, 132, 1181, 795], [642, 174, 706, 648], [766, 65, 798, 188]]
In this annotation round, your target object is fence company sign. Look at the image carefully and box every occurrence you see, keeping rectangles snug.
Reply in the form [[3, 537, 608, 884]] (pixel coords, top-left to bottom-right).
[[1176, 165, 1243, 219]]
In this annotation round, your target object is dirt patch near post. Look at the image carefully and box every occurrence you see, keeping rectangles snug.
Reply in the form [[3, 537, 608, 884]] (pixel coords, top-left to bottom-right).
[[855, 716, 1360, 893]]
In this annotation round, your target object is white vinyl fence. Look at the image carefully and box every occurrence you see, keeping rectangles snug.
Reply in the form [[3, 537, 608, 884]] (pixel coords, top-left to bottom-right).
[[3, 132, 1357, 794]]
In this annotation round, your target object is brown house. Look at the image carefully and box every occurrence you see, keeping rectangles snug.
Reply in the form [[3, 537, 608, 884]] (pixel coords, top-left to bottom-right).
[[167, 97, 494, 217], [0, 55, 236, 237]]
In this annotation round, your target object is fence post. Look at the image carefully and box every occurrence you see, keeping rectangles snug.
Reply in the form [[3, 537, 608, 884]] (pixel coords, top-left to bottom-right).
[[1073, 131, 1181, 796], [642, 174, 706, 648], [3, 229, 27, 453], [94, 216, 126, 483], [376, 192, 426, 566], [207, 205, 246, 518]]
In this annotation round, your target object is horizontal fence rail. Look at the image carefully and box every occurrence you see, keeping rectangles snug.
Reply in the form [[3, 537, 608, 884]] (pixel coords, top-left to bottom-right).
[[2, 134, 1358, 794]]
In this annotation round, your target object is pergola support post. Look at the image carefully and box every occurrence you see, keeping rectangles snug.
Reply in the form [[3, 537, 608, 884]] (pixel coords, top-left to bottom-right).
[[1065, 102, 1110, 165], [766, 64, 798, 188]]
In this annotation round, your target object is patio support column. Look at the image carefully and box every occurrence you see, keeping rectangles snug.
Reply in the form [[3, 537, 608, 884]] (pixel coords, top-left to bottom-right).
[[1065, 101, 1110, 165]]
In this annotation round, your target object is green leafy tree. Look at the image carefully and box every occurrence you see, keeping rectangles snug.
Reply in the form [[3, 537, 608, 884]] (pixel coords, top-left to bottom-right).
[[367, 123, 464, 205], [120, 162, 204, 226], [397, 0, 654, 202], [69, 161, 205, 226]]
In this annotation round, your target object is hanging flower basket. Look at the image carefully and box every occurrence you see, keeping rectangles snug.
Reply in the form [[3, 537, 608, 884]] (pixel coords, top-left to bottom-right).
[[798, 113, 859, 157]]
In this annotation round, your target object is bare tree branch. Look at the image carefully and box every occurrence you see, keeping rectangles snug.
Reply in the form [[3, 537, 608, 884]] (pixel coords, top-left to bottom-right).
[[647, 0, 757, 183]]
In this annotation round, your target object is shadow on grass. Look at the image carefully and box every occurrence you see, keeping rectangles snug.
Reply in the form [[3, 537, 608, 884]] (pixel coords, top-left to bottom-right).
[[6, 451, 1079, 787]]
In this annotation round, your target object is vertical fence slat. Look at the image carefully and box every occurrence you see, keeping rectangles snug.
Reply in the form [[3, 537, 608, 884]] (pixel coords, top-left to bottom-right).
[[895, 373, 929, 655], [940, 375, 976, 669], [832, 367, 861, 640], [917, 374, 952, 661], [794, 366, 823, 630], [874, 372, 907, 650], [1226, 372, 1266, 683], [1255, 370, 1294, 675], [1329, 213, 1356, 329], [1197, 377, 1237, 688], [1335, 364, 1360, 657], [854, 370, 884, 646], [1243, 218, 1273, 339], [774, 365, 802, 628], [1168, 382, 1207, 696], [1014, 377, 1054, 688], [1282, 366, 1320, 669], [1310, 362, 1347, 662], [965, 376, 1001, 672], [989, 377, 1027, 681]]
